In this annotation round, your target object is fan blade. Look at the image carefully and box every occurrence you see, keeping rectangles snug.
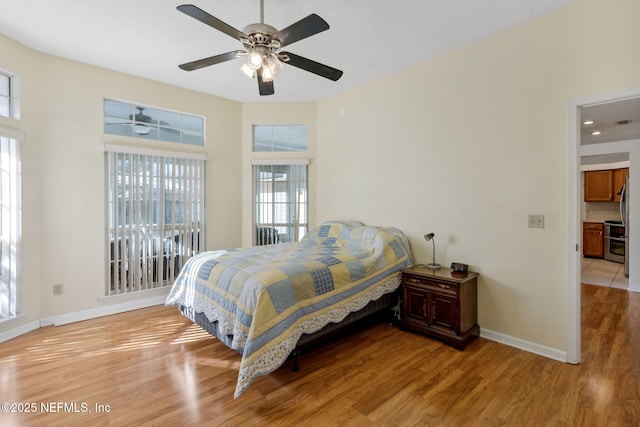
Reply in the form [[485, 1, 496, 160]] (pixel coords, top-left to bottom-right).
[[281, 52, 343, 81], [160, 127, 182, 135], [257, 70, 275, 96], [272, 14, 329, 48], [177, 4, 247, 41], [179, 51, 244, 71]]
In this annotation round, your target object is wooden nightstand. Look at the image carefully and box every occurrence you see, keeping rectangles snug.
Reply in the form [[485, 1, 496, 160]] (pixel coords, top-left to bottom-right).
[[399, 265, 479, 350]]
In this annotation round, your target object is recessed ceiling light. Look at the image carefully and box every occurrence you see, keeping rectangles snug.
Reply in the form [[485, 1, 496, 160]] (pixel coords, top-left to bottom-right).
[[591, 131, 601, 135], [583, 120, 594, 125]]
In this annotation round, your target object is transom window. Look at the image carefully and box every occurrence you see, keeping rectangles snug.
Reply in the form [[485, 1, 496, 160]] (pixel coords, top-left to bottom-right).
[[104, 99, 204, 146], [253, 125, 308, 152], [0, 72, 12, 118]]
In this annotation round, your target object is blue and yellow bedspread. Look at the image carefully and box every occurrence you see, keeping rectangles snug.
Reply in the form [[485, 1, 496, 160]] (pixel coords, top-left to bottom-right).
[[165, 220, 413, 397]]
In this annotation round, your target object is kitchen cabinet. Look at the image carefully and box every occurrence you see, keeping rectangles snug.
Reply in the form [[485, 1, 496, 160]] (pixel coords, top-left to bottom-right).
[[584, 168, 628, 202], [584, 170, 613, 201], [613, 168, 629, 202], [583, 222, 604, 258]]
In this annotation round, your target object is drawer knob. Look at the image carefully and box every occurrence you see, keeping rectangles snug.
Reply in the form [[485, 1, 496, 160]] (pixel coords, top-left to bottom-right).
[[438, 284, 450, 289]]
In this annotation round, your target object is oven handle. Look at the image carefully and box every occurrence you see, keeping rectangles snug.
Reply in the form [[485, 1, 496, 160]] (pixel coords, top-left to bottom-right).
[[620, 183, 626, 227], [604, 236, 625, 242]]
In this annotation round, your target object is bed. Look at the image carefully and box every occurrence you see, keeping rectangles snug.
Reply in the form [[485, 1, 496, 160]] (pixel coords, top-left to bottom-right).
[[165, 220, 414, 397]]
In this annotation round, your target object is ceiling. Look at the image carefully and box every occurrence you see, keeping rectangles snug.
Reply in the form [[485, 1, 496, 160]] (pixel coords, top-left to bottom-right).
[[580, 97, 640, 145], [0, 0, 575, 103]]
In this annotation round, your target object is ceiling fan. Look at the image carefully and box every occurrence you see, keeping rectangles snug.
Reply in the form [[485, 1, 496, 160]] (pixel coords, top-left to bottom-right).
[[106, 107, 180, 135], [176, 2, 343, 96], [131, 107, 183, 135], [131, 107, 155, 124]]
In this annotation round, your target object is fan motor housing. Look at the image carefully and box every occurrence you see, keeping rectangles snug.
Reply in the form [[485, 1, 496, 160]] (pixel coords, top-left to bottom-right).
[[243, 23, 279, 45]]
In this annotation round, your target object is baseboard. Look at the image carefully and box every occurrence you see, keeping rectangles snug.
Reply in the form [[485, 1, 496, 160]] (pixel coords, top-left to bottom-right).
[[40, 292, 169, 327], [0, 318, 40, 344], [5, 296, 567, 364], [0, 291, 171, 343], [480, 327, 567, 363]]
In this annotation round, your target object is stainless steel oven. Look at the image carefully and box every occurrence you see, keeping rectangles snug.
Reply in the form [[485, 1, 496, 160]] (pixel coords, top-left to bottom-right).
[[604, 220, 625, 264]]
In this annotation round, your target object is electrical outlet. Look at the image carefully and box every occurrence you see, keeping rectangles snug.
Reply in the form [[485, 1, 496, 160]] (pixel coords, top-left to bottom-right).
[[528, 214, 544, 229], [53, 283, 63, 295]]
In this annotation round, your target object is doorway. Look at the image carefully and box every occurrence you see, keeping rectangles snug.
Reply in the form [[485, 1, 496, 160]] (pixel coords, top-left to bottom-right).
[[580, 152, 629, 288], [568, 89, 640, 364]]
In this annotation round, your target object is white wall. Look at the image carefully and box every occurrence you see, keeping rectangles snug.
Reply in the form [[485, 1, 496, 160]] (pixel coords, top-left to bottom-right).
[[0, 33, 243, 333], [316, 0, 640, 352]]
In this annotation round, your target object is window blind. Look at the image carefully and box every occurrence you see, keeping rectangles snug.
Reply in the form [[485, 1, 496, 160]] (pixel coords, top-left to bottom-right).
[[0, 131, 21, 319], [105, 148, 205, 296]]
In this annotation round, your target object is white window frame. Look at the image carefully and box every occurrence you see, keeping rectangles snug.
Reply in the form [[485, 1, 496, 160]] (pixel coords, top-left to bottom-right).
[[252, 124, 309, 152], [104, 144, 206, 296], [103, 99, 205, 146], [0, 128, 22, 320], [0, 70, 20, 120]]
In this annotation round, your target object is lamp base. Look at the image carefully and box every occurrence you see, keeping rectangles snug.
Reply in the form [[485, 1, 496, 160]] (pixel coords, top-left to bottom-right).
[[427, 263, 441, 270]]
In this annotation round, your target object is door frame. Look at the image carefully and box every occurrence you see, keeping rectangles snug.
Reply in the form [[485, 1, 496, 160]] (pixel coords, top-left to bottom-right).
[[567, 86, 640, 364]]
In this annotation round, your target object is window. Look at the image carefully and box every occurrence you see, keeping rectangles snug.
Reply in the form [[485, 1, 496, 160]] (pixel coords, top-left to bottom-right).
[[0, 72, 12, 118], [104, 99, 204, 146], [0, 130, 21, 320], [252, 125, 309, 245], [253, 125, 308, 152], [253, 161, 308, 245], [105, 146, 205, 296]]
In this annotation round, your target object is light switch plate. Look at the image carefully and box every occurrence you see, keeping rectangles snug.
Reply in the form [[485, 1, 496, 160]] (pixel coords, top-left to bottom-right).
[[528, 214, 544, 229], [53, 283, 63, 295]]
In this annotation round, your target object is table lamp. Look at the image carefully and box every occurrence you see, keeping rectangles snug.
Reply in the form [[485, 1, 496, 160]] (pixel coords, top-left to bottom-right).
[[423, 233, 441, 270]]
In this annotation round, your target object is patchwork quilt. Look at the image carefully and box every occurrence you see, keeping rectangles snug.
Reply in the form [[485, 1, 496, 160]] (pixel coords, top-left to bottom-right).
[[165, 220, 413, 397]]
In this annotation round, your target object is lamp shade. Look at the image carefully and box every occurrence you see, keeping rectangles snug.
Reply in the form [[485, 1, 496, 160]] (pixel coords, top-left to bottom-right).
[[240, 63, 256, 78], [133, 124, 150, 135], [247, 51, 263, 70]]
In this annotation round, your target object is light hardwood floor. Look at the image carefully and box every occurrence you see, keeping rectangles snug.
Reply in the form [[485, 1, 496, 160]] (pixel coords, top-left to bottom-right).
[[1, 284, 638, 426]]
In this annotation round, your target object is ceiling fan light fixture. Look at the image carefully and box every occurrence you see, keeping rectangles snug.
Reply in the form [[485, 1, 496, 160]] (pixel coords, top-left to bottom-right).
[[261, 66, 274, 82], [259, 54, 283, 82], [266, 54, 284, 75], [133, 123, 150, 135], [247, 51, 263, 70], [240, 63, 256, 79]]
